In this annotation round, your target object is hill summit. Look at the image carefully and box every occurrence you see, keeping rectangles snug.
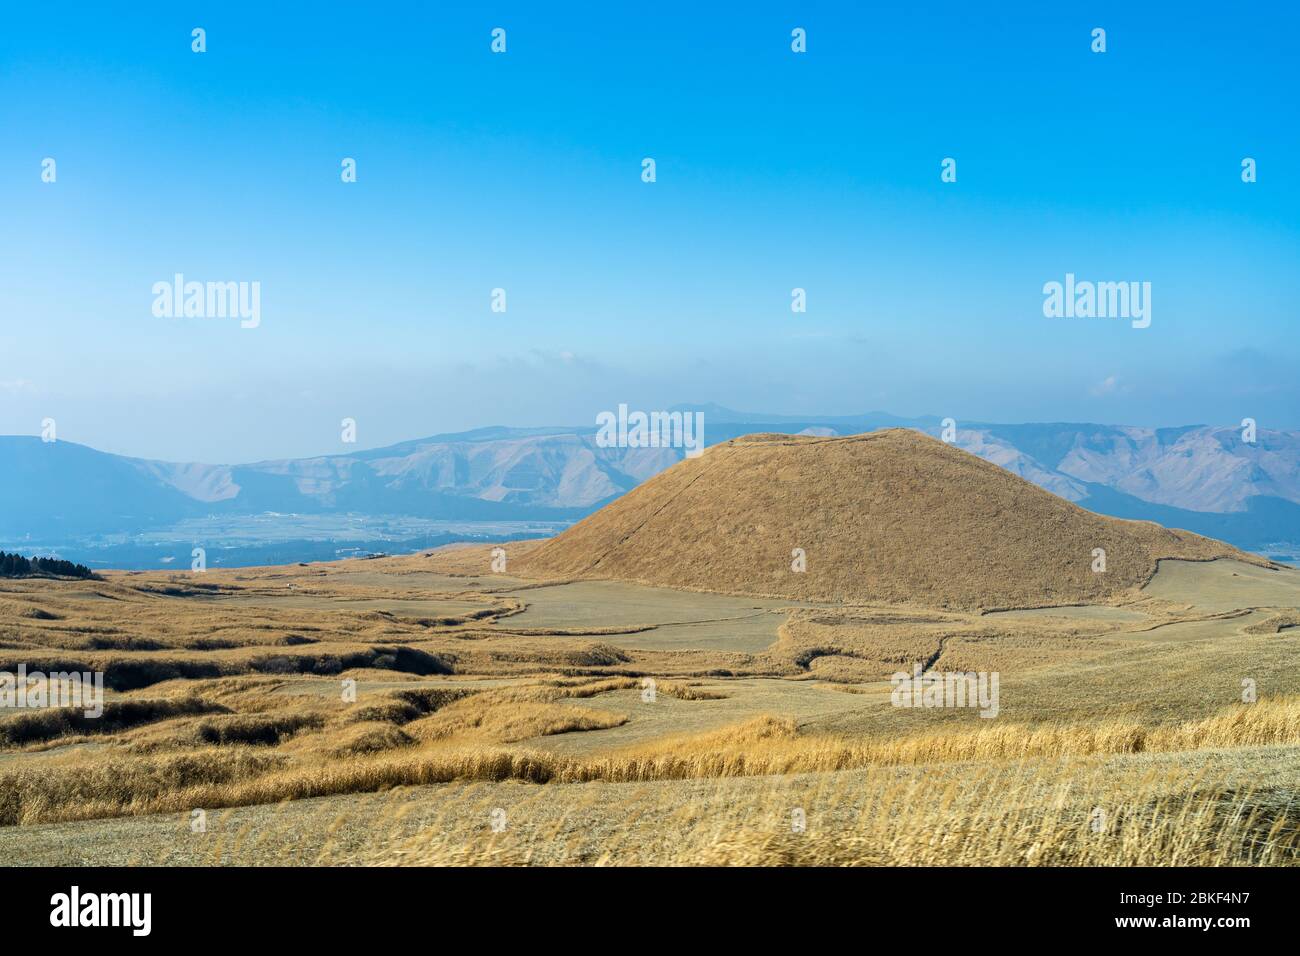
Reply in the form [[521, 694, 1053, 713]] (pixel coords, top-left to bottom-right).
[[520, 430, 1255, 609]]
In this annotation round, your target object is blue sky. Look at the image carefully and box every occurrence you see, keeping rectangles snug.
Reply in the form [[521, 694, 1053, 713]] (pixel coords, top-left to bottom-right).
[[1, 1, 1297, 461]]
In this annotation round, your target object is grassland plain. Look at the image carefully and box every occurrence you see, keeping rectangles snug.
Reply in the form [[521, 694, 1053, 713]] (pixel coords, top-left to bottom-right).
[[1, 541, 1298, 865], [1, 433, 1298, 865]]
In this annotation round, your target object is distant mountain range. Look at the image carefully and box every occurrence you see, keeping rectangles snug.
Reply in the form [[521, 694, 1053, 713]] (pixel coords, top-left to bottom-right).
[[3, 405, 1298, 557]]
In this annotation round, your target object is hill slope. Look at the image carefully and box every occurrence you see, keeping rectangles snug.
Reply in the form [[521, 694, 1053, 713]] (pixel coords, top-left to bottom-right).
[[519, 430, 1259, 609]]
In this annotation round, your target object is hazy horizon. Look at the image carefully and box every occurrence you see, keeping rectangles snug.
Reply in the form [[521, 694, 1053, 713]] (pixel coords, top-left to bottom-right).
[[0, 400, 1293, 466]]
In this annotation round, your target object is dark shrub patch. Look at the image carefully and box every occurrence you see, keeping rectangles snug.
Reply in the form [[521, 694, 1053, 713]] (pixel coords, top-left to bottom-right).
[[84, 636, 169, 652], [0, 697, 227, 746], [195, 714, 323, 746], [103, 659, 225, 691], [348, 687, 475, 725]]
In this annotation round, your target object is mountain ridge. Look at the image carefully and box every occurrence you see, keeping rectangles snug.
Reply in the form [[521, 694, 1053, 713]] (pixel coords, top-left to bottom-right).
[[3, 407, 1298, 553]]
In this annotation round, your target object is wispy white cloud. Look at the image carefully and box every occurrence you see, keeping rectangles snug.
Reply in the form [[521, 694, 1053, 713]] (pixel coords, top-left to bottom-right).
[[1089, 374, 1123, 397]]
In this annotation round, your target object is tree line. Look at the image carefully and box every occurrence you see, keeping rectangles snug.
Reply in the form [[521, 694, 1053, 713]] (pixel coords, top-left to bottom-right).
[[0, 551, 96, 579]]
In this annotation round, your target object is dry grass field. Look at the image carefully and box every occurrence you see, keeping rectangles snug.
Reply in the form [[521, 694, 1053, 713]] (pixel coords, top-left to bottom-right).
[[1, 437, 1298, 866], [1, 545, 1297, 865]]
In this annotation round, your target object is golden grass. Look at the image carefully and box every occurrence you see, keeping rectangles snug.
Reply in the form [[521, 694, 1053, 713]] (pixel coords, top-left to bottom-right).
[[405, 699, 628, 744], [3, 547, 1297, 865], [4, 696, 1298, 828], [654, 680, 728, 700], [590, 697, 1300, 779], [0, 697, 223, 745], [328, 723, 415, 756], [1245, 611, 1300, 634], [362, 767, 1296, 867]]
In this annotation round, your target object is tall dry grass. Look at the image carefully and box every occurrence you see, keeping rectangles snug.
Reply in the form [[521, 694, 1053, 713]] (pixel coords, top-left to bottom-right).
[[348, 761, 1298, 866], [580, 696, 1300, 780], [4, 696, 1299, 828]]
